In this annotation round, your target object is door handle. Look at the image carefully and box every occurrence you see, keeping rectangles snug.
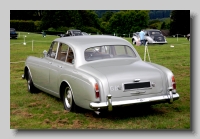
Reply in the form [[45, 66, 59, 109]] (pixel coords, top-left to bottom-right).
[[48, 62, 52, 64], [58, 65, 62, 68]]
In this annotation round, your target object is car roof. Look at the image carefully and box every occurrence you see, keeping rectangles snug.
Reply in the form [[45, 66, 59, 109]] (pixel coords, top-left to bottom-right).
[[54, 35, 131, 50], [54, 35, 140, 67]]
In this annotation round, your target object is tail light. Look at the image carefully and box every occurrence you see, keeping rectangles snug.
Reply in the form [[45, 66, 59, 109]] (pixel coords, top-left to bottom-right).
[[94, 83, 100, 98], [172, 76, 176, 90]]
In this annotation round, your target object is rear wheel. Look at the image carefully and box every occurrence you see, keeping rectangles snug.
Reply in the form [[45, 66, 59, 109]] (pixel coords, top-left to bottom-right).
[[132, 39, 136, 45], [63, 86, 77, 112], [27, 71, 38, 93]]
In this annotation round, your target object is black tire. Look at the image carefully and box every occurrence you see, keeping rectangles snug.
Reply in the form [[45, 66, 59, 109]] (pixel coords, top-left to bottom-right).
[[63, 86, 77, 112], [27, 71, 38, 93], [132, 39, 136, 45]]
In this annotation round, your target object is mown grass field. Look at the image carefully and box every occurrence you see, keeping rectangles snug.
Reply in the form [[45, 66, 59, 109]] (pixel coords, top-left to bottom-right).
[[10, 32, 190, 129]]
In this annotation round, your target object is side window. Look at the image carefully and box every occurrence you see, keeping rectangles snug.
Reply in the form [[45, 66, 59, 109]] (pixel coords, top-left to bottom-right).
[[114, 46, 136, 57], [66, 47, 75, 64], [115, 46, 126, 55], [126, 46, 136, 57], [56, 43, 69, 61], [47, 41, 58, 59], [99, 46, 110, 54]]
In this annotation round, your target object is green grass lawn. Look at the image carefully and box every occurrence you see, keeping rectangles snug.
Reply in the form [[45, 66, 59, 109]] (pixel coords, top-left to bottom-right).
[[10, 32, 190, 129]]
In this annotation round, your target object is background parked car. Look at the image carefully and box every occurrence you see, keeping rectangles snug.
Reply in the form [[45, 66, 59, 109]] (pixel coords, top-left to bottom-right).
[[10, 28, 18, 39], [186, 33, 190, 41], [58, 29, 83, 37], [132, 29, 167, 45]]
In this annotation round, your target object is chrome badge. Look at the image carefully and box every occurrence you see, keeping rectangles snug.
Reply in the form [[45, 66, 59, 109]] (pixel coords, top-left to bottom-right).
[[110, 86, 121, 91], [151, 82, 156, 87]]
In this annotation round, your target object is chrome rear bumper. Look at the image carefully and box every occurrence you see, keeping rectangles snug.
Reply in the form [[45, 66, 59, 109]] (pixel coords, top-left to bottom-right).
[[89, 92, 179, 111]]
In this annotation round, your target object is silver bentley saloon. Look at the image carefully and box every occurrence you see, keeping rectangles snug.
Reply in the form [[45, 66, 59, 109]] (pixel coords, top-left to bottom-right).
[[22, 35, 179, 112]]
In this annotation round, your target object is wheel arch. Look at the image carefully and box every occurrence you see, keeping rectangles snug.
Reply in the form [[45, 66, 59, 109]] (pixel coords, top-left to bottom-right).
[[59, 80, 75, 102], [24, 66, 31, 80]]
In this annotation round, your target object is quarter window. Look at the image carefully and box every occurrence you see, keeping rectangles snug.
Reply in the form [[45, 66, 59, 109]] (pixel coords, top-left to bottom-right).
[[48, 41, 58, 59], [66, 47, 75, 64], [56, 43, 69, 61]]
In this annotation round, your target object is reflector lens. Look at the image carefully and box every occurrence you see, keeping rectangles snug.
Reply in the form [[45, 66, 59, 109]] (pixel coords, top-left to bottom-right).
[[95, 83, 100, 98], [95, 83, 99, 91], [172, 76, 176, 90], [172, 76, 175, 82], [173, 83, 176, 90]]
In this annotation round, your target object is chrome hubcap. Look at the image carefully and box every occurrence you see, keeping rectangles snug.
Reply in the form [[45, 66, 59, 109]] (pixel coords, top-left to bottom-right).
[[64, 87, 72, 108], [27, 79, 31, 90]]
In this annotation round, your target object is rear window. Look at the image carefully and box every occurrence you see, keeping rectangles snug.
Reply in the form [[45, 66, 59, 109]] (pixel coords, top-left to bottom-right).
[[149, 31, 161, 35], [85, 45, 136, 61]]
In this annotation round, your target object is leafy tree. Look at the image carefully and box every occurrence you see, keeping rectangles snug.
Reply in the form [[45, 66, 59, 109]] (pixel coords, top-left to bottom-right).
[[107, 10, 149, 34], [40, 10, 71, 30], [149, 19, 161, 25], [148, 23, 159, 29], [40, 10, 100, 31], [170, 10, 190, 35], [161, 22, 166, 29], [78, 10, 100, 29], [10, 10, 43, 20], [101, 11, 114, 22]]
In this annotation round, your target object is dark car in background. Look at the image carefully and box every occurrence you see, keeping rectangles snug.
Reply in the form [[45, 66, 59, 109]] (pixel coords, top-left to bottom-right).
[[186, 34, 190, 41], [10, 28, 18, 39], [58, 29, 83, 37]]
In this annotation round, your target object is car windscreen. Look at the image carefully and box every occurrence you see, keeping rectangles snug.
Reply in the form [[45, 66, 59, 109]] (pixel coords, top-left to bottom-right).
[[72, 31, 82, 36], [85, 45, 137, 61]]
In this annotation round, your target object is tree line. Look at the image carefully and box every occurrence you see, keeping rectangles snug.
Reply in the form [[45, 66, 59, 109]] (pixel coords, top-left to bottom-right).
[[10, 10, 190, 35]]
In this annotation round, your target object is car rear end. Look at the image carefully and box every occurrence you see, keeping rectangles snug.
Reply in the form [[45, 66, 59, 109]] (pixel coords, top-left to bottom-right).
[[88, 60, 179, 111]]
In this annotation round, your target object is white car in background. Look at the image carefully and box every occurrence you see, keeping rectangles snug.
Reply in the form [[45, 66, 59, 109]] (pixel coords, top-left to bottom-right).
[[132, 29, 167, 45]]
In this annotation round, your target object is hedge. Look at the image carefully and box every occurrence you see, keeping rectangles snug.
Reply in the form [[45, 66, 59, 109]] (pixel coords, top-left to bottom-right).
[[10, 20, 102, 34], [10, 20, 42, 32]]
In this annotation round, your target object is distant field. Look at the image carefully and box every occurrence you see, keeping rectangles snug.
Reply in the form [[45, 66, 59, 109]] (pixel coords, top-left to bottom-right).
[[10, 32, 190, 129]]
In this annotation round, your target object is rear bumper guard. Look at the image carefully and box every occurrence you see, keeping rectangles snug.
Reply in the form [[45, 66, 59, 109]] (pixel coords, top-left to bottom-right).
[[89, 92, 179, 111]]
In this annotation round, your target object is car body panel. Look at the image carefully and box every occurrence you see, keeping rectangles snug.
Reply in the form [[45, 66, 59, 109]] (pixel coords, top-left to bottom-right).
[[23, 35, 179, 112]]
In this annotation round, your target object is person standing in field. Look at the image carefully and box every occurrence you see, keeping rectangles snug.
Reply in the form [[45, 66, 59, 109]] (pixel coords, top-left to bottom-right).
[[139, 29, 146, 46]]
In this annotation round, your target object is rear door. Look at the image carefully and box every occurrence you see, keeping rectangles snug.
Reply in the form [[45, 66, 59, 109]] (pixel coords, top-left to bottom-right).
[[48, 42, 69, 94], [30, 41, 58, 89]]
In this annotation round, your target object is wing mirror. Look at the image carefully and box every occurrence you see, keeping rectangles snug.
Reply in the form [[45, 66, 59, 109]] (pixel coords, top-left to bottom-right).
[[43, 50, 47, 57]]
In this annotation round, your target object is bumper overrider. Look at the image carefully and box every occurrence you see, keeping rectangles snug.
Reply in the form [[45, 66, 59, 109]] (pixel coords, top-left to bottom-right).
[[89, 90, 179, 111]]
